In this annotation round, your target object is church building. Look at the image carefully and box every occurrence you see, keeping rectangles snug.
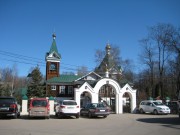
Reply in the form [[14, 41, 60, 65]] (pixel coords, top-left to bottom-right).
[[45, 34, 137, 114]]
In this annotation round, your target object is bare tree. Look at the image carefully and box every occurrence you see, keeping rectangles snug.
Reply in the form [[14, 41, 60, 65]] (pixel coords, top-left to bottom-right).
[[77, 66, 89, 76], [10, 64, 18, 96], [165, 26, 180, 99], [0, 65, 18, 96], [94, 45, 122, 67], [139, 38, 156, 97], [94, 49, 105, 67], [149, 23, 175, 98], [139, 23, 180, 99], [121, 59, 135, 83], [94, 45, 135, 84]]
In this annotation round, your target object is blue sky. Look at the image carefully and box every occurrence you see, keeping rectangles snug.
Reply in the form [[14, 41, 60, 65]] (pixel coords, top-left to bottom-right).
[[0, 0, 180, 77]]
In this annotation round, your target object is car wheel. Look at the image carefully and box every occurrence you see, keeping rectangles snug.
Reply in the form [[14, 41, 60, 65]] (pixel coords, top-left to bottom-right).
[[153, 109, 158, 115], [76, 114, 79, 119], [140, 109, 144, 114], [57, 113, 62, 119], [88, 112, 92, 118], [17, 112, 20, 118], [104, 115, 107, 118]]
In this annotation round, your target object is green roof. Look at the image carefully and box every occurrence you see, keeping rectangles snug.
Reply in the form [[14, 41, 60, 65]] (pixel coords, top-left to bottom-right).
[[49, 39, 61, 58], [47, 75, 82, 83], [50, 39, 58, 53], [21, 87, 27, 96]]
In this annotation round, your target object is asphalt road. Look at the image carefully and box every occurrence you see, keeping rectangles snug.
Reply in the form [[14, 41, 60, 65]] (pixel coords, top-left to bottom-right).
[[0, 114, 180, 135]]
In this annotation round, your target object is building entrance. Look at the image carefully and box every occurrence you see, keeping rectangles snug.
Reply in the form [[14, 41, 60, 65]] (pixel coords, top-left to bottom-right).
[[80, 91, 91, 108], [98, 84, 116, 113]]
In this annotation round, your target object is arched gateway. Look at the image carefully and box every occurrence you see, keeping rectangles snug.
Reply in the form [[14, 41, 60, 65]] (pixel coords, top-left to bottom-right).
[[74, 78, 136, 114]]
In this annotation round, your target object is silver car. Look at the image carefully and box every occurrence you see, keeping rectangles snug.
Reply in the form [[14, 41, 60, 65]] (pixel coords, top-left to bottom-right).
[[139, 100, 170, 115]]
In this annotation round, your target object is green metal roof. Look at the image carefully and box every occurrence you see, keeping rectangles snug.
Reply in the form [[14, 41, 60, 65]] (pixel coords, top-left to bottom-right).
[[47, 75, 82, 83], [50, 39, 58, 53], [21, 87, 27, 96], [49, 39, 61, 58], [95, 53, 115, 73]]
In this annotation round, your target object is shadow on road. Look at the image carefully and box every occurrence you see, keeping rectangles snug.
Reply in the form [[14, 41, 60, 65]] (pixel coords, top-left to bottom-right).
[[137, 116, 180, 129]]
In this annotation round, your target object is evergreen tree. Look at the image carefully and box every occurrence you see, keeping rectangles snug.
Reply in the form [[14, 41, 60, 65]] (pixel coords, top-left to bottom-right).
[[27, 66, 45, 98]]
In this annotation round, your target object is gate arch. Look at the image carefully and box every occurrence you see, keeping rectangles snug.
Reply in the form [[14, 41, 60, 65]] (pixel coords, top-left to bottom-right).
[[80, 91, 92, 108], [120, 84, 137, 113], [74, 78, 136, 114], [94, 78, 122, 114]]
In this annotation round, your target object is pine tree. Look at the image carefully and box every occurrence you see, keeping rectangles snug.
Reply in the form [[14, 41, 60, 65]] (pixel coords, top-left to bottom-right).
[[27, 66, 45, 98]]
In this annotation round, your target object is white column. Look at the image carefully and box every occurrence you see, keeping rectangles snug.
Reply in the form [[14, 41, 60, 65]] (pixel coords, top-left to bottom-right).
[[91, 92, 98, 103], [131, 93, 137, 113], [116, 94, 123, 114], [74, 88, 81, 108], [49, 100, 55, 115], [115, 94, 119, 114], [20, 99, 28, 115]]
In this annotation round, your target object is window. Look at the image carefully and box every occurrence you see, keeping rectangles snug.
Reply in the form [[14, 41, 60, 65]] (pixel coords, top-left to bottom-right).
[[111, 89, 115, 94], [32, 100, 47, 107], [99, 86, 105, 94], [153, 102, 163, 106], [68, 86, 73, 94], [63, 101, 77, 105], [50, 63, 56, 70], [146, 102, 152, 106], [51, 85, 56, 90], [59, 86, 65, 94]]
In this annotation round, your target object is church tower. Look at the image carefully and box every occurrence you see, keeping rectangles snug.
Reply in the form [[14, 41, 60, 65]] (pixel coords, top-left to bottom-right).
[[45, 33, 61, 80]]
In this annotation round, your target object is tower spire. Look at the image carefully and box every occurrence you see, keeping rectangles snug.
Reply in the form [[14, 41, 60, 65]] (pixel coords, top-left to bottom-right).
[[106, 43, 111, 55], [52, 33, 56, 39]]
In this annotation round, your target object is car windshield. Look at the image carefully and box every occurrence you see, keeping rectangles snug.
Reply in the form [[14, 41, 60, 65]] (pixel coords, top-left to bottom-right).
[[0, 98, 14, 104], [63, 101, 77, 105], [153, 102, 164, 106], [32, 100, 47, 107]]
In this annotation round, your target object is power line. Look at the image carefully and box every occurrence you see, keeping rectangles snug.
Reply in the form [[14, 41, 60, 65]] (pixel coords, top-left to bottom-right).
[[0, 50, 95, 71], [1, 58, 45, 67], [1, 58, 80, 71], [0, 50, 43, 61], [0, 51, 44, 65]]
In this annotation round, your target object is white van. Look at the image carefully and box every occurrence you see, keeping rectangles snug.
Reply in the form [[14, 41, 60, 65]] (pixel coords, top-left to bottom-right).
[[139, 100, 170, 115]]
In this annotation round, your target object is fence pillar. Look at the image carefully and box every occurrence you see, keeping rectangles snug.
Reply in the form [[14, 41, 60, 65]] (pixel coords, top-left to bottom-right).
[[48, 96, 55, 115], [20, 95, 28, 115]]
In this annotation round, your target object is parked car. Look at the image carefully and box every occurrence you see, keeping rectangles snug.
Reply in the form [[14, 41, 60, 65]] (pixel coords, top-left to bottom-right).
[[0, 96, 20, 119], [56, 100, 80, 118], [139, 100, 170, 115], [28, 98, 50, 119], [167, 101, 179, 114], [80, 103, 110, 118]]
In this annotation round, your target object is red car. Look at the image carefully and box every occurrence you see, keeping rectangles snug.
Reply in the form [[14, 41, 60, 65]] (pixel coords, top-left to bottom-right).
[[28, 98, 50, 119]]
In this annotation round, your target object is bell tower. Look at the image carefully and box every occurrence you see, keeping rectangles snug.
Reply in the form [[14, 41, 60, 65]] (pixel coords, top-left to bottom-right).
[[45, 33, 61, 80]]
